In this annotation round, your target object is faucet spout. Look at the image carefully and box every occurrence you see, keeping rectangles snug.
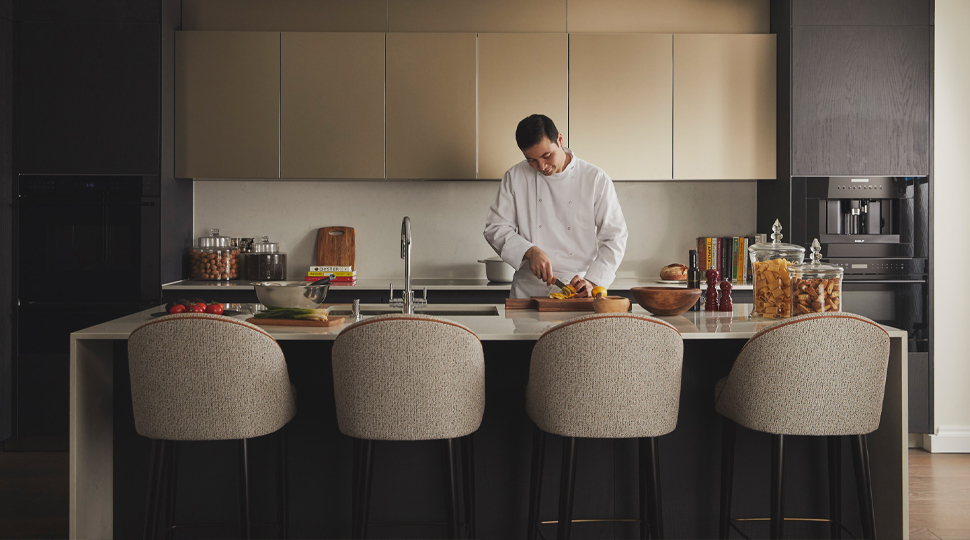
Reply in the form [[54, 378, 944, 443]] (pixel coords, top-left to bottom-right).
[[401, 217, 413, 314]]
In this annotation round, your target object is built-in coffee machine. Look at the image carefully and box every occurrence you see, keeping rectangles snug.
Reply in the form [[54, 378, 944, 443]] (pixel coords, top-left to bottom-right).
[[792, 176, 931, 432]]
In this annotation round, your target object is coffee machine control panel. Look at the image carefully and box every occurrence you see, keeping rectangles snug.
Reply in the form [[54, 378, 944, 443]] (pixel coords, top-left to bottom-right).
[[826, 177, 901, 199]]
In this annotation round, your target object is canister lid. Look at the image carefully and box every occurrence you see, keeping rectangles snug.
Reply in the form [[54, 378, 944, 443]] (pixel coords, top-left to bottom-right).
[[748, 219, 807, 260], [789, 238, 844, 278], [252, 235, 280, 253], [198, 228, 231, 248]]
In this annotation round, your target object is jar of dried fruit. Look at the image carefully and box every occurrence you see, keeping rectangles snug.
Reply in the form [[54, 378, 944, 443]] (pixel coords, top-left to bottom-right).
[[244, 236, 287, 281], [189, 228, 240, 280], [748, 219, 805, 319], [788, 238, 843, 315]]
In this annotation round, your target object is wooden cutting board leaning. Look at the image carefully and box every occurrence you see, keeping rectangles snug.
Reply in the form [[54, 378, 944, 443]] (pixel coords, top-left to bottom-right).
[[315, 226, 356, 269]]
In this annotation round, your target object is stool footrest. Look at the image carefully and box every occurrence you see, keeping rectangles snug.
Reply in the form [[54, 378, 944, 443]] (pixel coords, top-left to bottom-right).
[[728, 516, 859, 540]]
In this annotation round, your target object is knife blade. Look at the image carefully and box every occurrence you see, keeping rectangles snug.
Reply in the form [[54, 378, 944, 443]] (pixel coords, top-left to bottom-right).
[[554, 278, 570, 291]]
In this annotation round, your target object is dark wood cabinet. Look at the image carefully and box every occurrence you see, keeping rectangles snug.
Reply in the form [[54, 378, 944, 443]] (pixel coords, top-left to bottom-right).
[[0, 16, 12, 442], [14, 0, 158, 23], [17, 22, 160, 175], [792, 0, 930, 26], [791, 25, 929, 176]]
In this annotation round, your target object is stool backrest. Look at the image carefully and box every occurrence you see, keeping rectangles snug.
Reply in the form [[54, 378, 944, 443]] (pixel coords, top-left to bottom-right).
[[332, 314, 485, 441], [527, 313, 684, 438], [128, 313, 296, 440], [715, 312, 891, 436]]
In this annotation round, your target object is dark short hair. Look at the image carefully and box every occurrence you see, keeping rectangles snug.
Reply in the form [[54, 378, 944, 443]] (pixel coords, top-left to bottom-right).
[[515, 114, 560, 150]]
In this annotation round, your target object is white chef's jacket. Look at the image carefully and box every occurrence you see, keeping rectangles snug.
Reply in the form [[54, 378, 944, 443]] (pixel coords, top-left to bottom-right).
[[483, 149, 628, 298]]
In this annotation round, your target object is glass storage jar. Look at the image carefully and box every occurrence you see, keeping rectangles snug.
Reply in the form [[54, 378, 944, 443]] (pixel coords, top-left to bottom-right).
[[189, 228, 240, 280], [788, 238, 844, 315], [748, 219, 806, 318], [244, 236, 287, 281]]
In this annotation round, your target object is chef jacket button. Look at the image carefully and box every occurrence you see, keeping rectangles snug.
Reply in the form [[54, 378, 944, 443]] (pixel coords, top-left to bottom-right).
[[569, 252, 573, 256], [539, 225, 542, 228], [539, 198, 542, 202]]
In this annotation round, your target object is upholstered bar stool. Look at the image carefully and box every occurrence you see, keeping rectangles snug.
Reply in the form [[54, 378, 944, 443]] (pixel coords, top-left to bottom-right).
[[128, 313, 297, 540], [332, 314, 485, 540], [526, 313, 684, 540], [715, 312, 891, 540]]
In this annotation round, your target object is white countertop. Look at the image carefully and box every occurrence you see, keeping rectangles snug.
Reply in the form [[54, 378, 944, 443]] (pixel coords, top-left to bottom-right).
[[162, 277, 754, 291], [72, 303, 903, 342]]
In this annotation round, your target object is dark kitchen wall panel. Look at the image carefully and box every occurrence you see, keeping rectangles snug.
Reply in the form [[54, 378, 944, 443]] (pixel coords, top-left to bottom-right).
[[1, 16, 12, 441], [792, 0, 930, 26], [1, 0, 10, 20], [17, 22, 160, 175], [791, 25, 929, 176], [161, 0, 191, 284], [14, 0, 159, 23], [758, 0, 792, 235]]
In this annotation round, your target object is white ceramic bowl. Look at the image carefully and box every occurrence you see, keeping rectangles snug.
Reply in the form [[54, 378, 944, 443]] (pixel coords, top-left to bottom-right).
[[478, 256, 514, 283]]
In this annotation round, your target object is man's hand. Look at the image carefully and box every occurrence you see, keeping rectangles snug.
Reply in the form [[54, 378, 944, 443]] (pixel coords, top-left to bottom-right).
[[569, 276, 595, 298], [525, 246, 555, 286]]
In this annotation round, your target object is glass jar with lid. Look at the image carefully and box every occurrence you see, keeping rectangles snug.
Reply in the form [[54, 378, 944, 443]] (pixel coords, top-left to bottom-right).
[[748, 219, 806, 318], [189, 228, 240, 280], [788, 238, 844, 315], [244, 236, 287, 281]]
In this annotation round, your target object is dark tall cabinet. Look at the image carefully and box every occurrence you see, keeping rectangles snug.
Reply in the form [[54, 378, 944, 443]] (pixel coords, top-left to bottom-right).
[[1, 14, 13, 442]]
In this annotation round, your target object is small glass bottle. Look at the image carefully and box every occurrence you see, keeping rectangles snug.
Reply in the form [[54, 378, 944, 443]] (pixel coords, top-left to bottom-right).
[[687, 249, 701, 311]]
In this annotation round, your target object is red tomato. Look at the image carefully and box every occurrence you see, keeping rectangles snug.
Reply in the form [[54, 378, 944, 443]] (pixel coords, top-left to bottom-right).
[[189, 304, 206, 313], [205, 303, 224, 315], [168, 304, 186, 314]]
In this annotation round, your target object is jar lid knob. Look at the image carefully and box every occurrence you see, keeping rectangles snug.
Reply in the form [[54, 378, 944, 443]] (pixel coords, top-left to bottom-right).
[[810, 238, 822, 264], [770, 219, 783, 244], [209, 228, 220, 237], [261, 235, 269, 243]]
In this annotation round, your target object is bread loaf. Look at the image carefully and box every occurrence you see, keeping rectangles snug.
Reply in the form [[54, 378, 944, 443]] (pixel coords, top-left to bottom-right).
[[660, 263, 688, 281]]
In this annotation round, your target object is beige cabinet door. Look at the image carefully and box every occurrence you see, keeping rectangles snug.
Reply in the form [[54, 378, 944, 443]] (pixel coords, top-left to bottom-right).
[[175, 31, 280, 179], [569, 34, 673, 180], [281, 33, 384, 179], [386, 33, 477, 179], [478, 33, 568, 180], [673, 34, 776, 180]]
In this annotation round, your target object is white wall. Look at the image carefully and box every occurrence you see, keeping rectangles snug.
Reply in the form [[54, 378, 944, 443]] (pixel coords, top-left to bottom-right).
[[194, 179, 756, 281], [930, 0, 970, 451]]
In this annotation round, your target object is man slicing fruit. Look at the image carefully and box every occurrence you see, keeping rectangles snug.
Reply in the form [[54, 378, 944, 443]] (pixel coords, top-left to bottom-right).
[[483, 114, 629, 299]]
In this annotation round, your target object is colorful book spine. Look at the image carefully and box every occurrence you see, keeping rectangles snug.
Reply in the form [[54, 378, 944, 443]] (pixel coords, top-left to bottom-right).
[[706, 238, 714, 272], [304, 276, 357, 283], [309, 265, 354, 272], [307, 271, 357, 277], [734, 237, 740, 282]]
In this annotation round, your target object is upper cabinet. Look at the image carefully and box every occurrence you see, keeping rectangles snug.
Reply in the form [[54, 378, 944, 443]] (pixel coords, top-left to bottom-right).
[[791, 26, 929, 176], [281, 32, 385, 179], [478, 33, 568, 180], [18, 23, 160, 175], [388, 0, 565, 33], [673, 34, 776, 180], [569, 33, 672, 181], [385, 33, 476, 180], [175, 31, 280, 179], [182, 0, 387, 32], [791, 0, 930, 26], [14, 0, 159, 23]]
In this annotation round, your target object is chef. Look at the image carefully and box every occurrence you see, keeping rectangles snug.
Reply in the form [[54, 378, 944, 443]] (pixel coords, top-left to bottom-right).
[[484, 114, 628, 298]]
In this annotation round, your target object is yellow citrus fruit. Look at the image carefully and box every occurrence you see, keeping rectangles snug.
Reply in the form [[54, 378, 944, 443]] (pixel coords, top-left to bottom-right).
[[591, 286, 607, 298]]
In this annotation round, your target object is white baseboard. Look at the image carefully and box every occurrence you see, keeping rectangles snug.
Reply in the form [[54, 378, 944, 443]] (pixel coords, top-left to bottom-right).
[[923, 426, 970, 453]]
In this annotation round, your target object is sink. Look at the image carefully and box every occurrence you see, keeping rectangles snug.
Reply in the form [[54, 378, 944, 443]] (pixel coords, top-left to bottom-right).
[[331, 305, 499, 317]]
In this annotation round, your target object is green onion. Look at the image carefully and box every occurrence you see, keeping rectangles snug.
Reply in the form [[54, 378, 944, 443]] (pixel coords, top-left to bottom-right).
[[253, 306, 329, 321]]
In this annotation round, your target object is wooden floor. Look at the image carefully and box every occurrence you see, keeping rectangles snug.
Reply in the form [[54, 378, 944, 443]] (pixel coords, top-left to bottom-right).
[[0, 449, 967, 539]]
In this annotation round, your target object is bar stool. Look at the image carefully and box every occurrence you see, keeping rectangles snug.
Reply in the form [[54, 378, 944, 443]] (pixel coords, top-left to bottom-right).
[[526, 313, 684, 540], [332, 314, 485, 539], [128, 313, 297, 540], [715, 312, 891, 540]]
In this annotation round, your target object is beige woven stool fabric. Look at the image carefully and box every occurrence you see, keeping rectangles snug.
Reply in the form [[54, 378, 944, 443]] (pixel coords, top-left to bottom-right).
[[527, 313, 684, 439], [332, 314, 485, 441], [128, 313, 296, 441], [714, 312, 891, 436]]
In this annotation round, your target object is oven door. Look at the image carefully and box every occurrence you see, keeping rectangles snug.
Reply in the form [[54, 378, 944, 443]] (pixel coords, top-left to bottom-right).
[[841, 278, 931, 432]]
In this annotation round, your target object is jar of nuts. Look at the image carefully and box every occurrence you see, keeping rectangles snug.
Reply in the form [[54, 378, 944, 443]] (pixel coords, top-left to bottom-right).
[[189, 228, 240, 280], [788, 238, 843, 315], [748, 219, 806, 319]]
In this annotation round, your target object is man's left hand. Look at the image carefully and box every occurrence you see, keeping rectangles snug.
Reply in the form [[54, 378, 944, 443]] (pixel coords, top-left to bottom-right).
[[569, 276, 595, 298]]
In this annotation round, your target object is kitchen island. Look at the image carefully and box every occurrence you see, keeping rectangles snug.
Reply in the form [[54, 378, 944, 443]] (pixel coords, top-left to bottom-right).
[[71, 304, 908, 539]]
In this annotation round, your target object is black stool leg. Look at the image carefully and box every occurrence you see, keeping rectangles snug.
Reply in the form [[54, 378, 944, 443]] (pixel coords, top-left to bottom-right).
[[238, 438, 252, 540], [640, 437, 664, 540], [828, 436, 842, 540], [163, 441, 179, 540], [527, 426, 547, 540], [445, 438, 461, 539], [557, 437, 579, 540], [143, 439, 164, 540], [461, 434, 476, 539], [770, 434, 786, 540], [719, 420, 736, 540], [355, 440, 375, 539], [352, 438, 361, 539], [850, 435, 877, 540], [277, 428, 289, 539]]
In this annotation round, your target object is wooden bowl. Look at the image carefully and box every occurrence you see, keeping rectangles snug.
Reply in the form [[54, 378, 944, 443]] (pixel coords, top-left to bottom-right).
[[592, 295, 631, 313], [629, 287, 702, 316]]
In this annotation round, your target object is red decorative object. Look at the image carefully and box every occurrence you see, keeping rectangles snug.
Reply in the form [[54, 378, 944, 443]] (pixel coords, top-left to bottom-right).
[[718, 280, 734, 312], [705, 269, 720, 311]]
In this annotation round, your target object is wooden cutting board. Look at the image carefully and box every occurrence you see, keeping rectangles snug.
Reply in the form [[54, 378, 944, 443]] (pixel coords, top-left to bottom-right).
[[246, 316, 346, 327], [505, 297, 595, 312], [315, 226, 356, 269]]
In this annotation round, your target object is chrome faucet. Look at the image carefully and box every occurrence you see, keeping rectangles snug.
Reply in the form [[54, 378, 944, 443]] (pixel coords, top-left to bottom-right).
[[389, 216, 427, 314]]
